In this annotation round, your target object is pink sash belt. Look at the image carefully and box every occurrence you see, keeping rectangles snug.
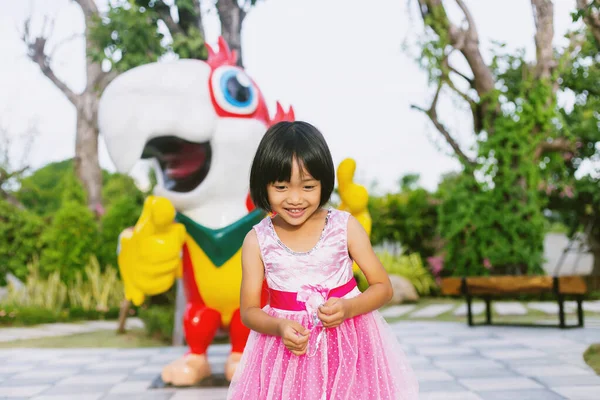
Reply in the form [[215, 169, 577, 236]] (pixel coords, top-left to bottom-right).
[[269, 278, 357, 311]]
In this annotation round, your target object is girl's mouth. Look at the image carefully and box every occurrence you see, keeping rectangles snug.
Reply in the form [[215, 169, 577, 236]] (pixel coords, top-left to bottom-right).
[[285, 208, 306, 218]]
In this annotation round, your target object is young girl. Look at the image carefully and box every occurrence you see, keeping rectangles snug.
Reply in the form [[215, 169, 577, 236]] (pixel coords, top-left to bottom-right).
[[227, 121, 419, 400]]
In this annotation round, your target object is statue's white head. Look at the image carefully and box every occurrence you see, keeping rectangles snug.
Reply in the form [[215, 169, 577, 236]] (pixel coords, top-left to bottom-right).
[[98, 37, 294, 228]]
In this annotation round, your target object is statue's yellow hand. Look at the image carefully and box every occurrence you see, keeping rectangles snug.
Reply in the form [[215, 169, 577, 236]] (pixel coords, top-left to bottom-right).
[[118, 196, 186, 306], [336, 158, 372, 273]]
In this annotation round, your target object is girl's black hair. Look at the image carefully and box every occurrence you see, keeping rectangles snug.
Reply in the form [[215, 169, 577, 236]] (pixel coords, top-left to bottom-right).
[[250, 121, 335, 212]]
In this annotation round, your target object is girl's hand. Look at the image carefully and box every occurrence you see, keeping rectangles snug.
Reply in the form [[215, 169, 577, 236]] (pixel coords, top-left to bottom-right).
[[277, 320, 310, 356], [318, 297, 350, 328]]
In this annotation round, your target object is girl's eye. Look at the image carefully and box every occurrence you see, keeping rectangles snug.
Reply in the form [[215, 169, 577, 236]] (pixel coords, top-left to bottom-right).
[[274, 186, 286, 190], [304, 186, 315, 190]]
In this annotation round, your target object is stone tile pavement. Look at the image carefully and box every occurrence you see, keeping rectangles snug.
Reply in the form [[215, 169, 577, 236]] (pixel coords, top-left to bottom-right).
[[2, 300, 599, 345], [0, 320, 599, 399]]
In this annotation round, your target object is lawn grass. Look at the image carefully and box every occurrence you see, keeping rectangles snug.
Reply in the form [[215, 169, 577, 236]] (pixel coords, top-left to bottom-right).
[[0, 328, 166, 349], [584, 344, 600, 375]]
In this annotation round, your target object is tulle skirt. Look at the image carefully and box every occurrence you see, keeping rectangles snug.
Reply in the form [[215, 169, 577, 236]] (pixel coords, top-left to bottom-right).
[[227, 306, 419, 400]]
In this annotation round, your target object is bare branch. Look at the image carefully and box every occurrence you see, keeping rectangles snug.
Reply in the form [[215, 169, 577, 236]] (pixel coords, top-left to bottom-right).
[[0, 191, 26, 209], [448, 65, 474, 86], [73, 0, 99, 19], [21, 17, 79, 105], [431, 77, 443, 106], [412, 80, 476, 167], [216, 0, 246, 67], [49, 33, 84, 59], [193, 0, 205, 40], [417, 0, 496, 133], [553, 32, 586, 94], [441, 55, 477, 107], [0, 115, 33, 210], [577, 0, 600, 45], [95, 69, 119, 92], [445, 76, 477, 106], [157, 7, 184, 36], [534, 138, 574, 160], [1, 166, 29, 181], [455, 0, 477, 39], [531, 0, 555, 80]]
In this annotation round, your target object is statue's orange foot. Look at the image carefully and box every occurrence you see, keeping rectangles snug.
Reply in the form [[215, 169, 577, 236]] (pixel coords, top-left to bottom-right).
[[225, 352, 243, 381], [161, 353, 211, 386]]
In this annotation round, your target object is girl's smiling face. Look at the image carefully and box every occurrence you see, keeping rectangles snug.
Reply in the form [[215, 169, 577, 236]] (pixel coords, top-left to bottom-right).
[[267, 158, 322, 227]]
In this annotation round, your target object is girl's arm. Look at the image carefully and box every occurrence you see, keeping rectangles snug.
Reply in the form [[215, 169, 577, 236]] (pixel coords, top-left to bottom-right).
[[239, 230, 282, 335], [318, 216, 393, 327], [240, 230, 310, 355]]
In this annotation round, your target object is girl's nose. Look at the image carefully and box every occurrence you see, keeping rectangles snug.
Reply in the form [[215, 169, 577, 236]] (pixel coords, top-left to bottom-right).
[[287, 190, 302, 205]]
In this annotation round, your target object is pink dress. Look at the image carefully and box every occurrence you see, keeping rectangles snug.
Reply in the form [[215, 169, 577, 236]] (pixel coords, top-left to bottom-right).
[[227, 209, 419, 400]]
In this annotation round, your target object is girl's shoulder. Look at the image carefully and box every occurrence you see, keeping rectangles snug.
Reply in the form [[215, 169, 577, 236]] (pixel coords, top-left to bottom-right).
[[327, 208, 351, 227], [252, 214, 272, 232], [251, 214, 278, 247]]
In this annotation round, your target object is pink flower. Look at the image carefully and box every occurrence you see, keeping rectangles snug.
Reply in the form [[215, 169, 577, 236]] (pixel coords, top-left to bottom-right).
[[304, 293, 326, 312], [426, 256, 444, 276], [563, 152, 573, 161], [483, 258, 492, 270], [562, 186, 574, 198], [298, 284, 329, 328], [94, 202, 106, 216]]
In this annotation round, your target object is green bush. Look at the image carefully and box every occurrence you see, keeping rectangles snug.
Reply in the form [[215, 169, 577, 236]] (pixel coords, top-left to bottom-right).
[[40, 200, 98, 282], [369, 178, 440, 259], [0, 305, 122, 327], [68, 306, 120, 320], [67, 257, 124, 312], [0, 199, 45, 285], [12, 159, 148, 283], [102, 173, 145, 209], [1, 257, 124, 326], [378, 251, 438, 296], [0, 305, 67, 326], [138, 305, 174, 344], [438, 172, 545, 277], [16, 159, 75, 216], [3, 260, 68, 310]]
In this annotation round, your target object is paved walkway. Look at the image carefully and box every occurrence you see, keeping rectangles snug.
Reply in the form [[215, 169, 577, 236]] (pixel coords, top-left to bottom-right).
[[2, 300, 599, 344], [0, 319, 599, 400]]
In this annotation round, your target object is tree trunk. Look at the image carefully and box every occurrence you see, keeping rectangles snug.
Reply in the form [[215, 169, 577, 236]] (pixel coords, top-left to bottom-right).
[[532, 0, 555, 80], [117, 299, 130, 334], [592, 256, 600, 276], [23, 0, 112, 216], [216, 0, 246, 67], [590, 234, 600, 277], [584, 244, 600, 289], [577, 0, 600, 45], [0, 192, 25, 209], [74, 92, 103, 214]]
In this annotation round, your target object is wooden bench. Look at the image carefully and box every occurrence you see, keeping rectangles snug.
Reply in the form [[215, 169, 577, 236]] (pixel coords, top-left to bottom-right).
[[441, 276, 587, 328]]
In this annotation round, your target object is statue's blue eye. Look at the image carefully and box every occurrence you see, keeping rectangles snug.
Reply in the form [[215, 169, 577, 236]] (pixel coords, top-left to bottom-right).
[[220, 69, 254, 108], [211, 67, 259, 115]]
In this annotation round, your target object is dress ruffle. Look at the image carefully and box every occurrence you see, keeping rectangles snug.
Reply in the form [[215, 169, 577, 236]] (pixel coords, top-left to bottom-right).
[[227, 306, 419, 400]]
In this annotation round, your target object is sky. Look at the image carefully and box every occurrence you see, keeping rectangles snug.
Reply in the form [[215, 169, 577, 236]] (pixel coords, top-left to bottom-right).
[[0, 0, 582, 194]]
